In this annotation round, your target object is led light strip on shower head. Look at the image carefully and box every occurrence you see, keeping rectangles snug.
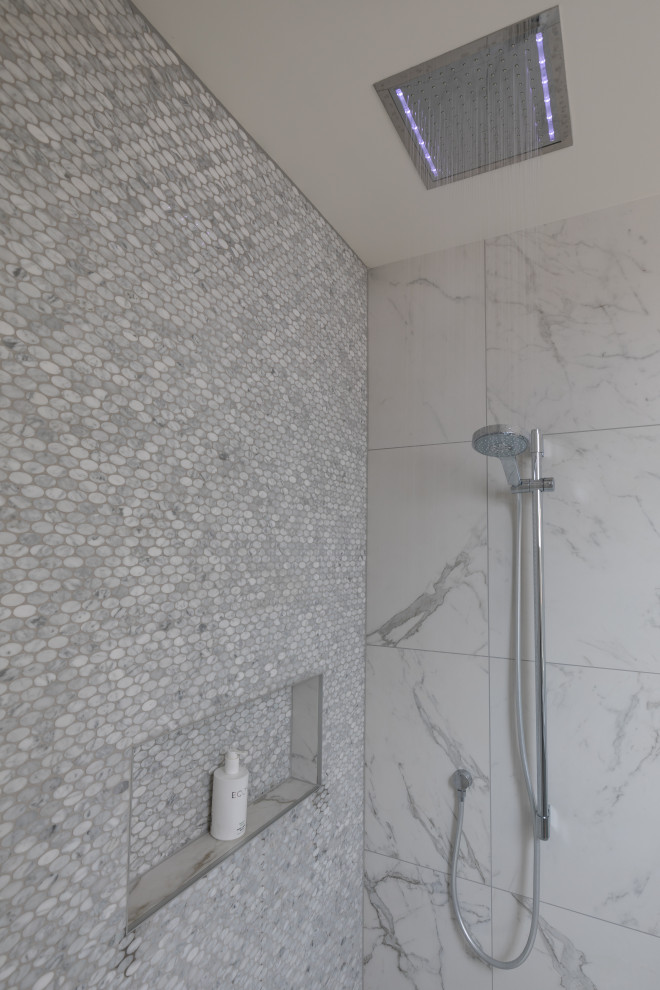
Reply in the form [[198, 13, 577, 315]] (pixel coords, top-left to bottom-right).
[[535, 31, 555, 141], [394, 88, 439, 178]]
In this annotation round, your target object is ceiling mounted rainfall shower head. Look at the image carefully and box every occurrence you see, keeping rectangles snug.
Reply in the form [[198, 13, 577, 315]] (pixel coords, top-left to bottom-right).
[[373, 5, 572, 188], [472, 424, 529, 487]]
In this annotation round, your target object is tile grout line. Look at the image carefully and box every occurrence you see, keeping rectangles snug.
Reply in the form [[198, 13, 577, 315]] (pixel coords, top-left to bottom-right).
[[363, 846, 660, 944], [366, 419, 660, 454], [367, 642, 660, 680]]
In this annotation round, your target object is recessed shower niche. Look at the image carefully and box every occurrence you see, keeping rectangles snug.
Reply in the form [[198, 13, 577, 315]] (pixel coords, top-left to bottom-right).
[[126, 675, 323, 930]]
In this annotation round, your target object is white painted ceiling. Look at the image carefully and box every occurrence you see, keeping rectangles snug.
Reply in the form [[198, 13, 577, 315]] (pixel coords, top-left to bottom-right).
[[132, 0, 660, 268]]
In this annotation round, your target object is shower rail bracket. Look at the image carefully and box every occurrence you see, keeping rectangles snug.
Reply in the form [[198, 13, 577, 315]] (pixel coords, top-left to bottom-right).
[[536, 809, 551, 841], [511, 477, 555, 494]]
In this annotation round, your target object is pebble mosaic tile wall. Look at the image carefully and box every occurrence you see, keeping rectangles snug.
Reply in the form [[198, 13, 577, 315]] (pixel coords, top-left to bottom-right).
[[129, 686, 292, 879], [0, 1, 367, 987]]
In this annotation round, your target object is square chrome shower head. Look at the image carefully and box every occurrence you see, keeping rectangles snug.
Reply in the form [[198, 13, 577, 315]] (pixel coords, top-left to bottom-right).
[[374, 6, 571, 188]]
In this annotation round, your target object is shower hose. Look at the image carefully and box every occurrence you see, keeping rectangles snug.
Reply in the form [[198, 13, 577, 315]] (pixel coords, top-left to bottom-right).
[[450, 492, 541, 969]]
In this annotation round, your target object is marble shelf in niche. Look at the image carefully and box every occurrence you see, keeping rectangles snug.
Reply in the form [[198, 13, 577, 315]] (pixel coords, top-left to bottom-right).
[[126, 674, 323, 931]]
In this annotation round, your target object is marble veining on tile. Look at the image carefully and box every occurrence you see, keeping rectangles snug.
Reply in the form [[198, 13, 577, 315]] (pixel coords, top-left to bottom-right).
[[491, 658, 660, 937], [365, 646, 490, 885], [367, 443, 488, 656], [492, 890, 660, 990], [364, 851, 492, 990], [366, 192, 660, 989], [488, 427, 660, 672], [486, 196, 660, 434], [368, 242, 485, 450]]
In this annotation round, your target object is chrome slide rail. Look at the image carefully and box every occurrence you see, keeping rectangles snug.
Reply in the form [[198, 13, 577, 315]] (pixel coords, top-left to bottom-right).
[[530, 428, 551, 840]]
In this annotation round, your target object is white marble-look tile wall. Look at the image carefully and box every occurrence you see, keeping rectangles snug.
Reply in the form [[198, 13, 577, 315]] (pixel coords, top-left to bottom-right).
[[368, 243, 485, 449], [366, 195, 660, 988], [491, 658, 660, 935], [491, 892, 660, 990], [364, 851, 492, 990], [367, 443, 488, 656], [486, 198, 660, 433], [488, 426, 660, 670], [365, 647, 490, 885]]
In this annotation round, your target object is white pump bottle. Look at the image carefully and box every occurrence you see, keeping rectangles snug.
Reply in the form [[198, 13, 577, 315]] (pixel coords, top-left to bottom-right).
[[210, 749, 249, 841]]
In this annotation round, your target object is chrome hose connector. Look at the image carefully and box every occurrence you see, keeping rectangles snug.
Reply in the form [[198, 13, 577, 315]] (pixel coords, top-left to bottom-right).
[[451, 769, 473, 796]]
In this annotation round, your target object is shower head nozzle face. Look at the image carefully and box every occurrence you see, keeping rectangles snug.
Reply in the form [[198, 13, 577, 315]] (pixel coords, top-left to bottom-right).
[[472, 425, 529, 487], [472, 425, 529, 459]]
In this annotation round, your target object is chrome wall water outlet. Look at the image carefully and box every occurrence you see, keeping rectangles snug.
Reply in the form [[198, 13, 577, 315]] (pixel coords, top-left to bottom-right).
[[452, 769, 473, 795]]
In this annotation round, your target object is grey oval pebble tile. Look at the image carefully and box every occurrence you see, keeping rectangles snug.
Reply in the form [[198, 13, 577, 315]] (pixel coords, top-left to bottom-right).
[[0, 1, 367, 988]]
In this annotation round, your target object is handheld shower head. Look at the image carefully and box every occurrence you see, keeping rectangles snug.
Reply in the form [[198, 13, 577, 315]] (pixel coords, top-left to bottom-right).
[[472, 424, 529, 487]]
